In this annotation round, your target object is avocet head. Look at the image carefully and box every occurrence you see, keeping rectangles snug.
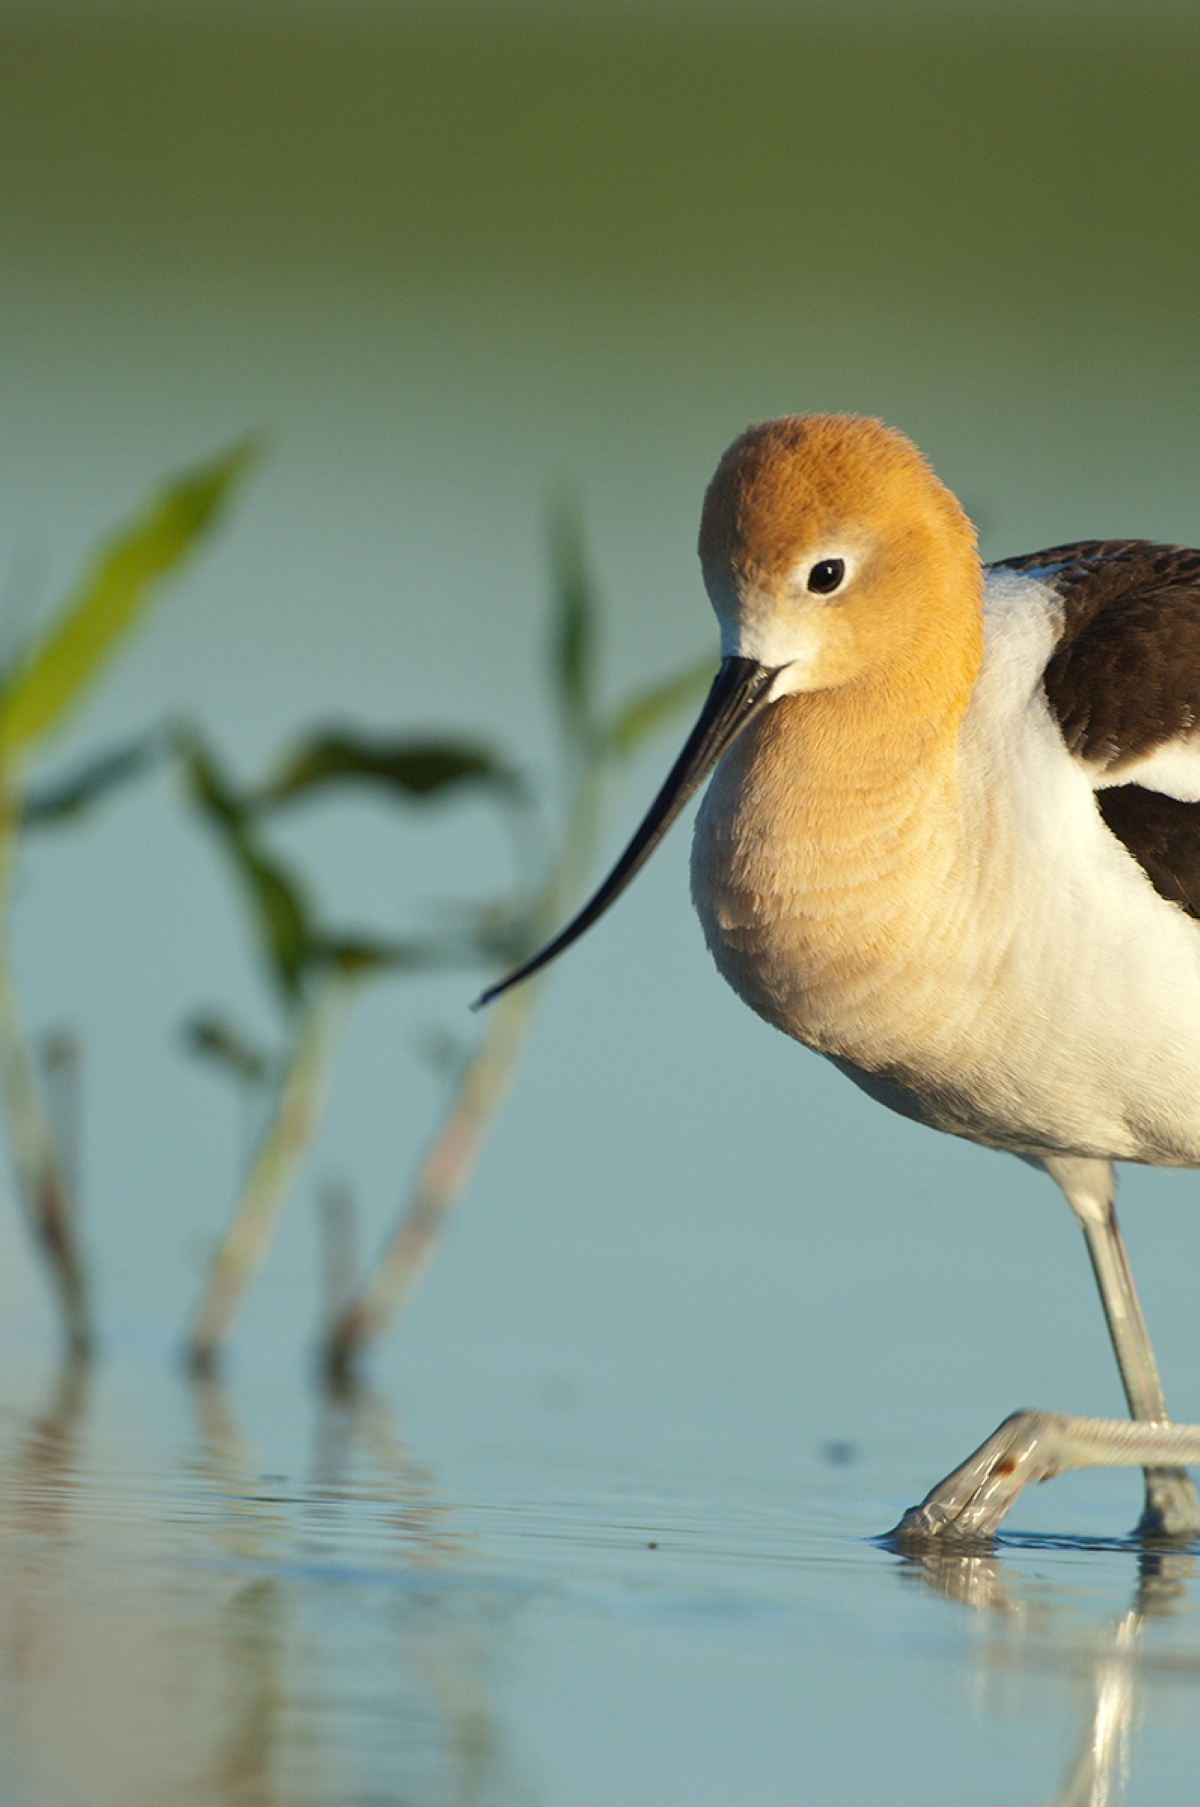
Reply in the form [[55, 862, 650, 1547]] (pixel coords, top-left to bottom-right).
[[698, 413, 979, 695], [476, 414, 980, 1007]]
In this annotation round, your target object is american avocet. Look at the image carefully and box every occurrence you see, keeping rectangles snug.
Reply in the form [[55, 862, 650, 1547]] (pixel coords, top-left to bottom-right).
[[480, 414, 1200, 1542]]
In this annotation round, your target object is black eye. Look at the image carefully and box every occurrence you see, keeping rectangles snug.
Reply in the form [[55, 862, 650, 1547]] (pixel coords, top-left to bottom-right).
[[807, 558, 845, 595]]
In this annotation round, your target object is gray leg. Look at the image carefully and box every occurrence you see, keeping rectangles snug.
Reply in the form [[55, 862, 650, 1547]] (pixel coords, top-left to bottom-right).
[[1044, 1155, 1199, 1538], [889, 1157, 1200, 1544], [892, 1412, 1200, 1543]]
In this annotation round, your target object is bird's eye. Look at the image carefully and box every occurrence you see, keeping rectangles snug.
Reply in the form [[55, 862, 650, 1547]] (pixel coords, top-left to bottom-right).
[[807, 558, 845, 595]]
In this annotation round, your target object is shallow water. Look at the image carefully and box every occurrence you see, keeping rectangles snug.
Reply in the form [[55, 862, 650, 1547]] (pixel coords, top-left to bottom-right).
[[1, 1352, 1199, 1806]]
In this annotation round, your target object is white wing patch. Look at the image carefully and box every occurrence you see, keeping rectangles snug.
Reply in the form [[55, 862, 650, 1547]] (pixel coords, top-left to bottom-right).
[[1092, 738, 1200, 802]]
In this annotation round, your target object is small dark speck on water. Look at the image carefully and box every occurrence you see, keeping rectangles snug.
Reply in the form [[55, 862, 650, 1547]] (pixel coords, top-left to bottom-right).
[[647, 1541, 658, 1549], [821, 1441, 859, 1467]]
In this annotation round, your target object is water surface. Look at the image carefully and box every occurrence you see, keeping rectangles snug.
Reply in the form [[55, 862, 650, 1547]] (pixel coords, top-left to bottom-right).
[[1, 1351, 1198, 1805]]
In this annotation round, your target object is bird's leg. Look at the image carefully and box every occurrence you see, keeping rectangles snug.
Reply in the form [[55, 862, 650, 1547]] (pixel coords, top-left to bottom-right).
[[889, 1158, 1200, 1545], [1046, 1154, 1200, 1538], [889, 1412, 1200, 1545]]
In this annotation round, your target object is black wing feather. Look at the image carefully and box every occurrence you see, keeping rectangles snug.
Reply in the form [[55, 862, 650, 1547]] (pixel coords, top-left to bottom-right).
[[989, 539, 1200, 921]]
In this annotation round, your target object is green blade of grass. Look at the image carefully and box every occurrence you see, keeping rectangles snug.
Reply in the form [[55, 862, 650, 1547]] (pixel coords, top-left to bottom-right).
[[20, 732, 162, 827], [179, 732, 313, 1004], [547, 499, 596, 748], [601, 651, 715, 761], [260, 731, 523, 806], [0, 437, 257, 761]]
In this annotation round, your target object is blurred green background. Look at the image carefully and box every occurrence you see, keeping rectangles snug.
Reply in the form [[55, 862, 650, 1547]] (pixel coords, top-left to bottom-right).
[[1, 0, 1199, 1443]]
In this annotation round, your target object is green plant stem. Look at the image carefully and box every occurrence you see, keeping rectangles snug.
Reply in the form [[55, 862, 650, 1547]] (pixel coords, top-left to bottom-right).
[[0, 823, 91, 1357], [323, 764, 607, 1381], [324, 980, 537, 1381], [187, 975, 353, 1373], [317, 1178, 360, 1327]]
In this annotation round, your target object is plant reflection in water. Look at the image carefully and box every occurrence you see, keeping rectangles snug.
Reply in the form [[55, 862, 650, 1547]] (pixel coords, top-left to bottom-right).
[[0, 1360, 526, 1807]]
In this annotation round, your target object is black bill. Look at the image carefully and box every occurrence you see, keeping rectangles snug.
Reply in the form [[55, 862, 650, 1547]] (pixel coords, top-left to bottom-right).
[[475, 655, 780, 1008]]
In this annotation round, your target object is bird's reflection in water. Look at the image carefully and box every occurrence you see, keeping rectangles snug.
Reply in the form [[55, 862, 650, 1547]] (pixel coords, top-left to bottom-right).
[[898, 1537, 1198, 1805]]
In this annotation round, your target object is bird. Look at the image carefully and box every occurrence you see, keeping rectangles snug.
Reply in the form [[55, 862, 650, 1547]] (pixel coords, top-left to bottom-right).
[[478, 413, 1200, 1543]]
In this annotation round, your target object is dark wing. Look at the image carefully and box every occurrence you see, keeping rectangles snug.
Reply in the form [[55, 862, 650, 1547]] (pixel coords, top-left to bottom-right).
[[989, 540, 1200, 920], [1089, 785, 1200, 917]]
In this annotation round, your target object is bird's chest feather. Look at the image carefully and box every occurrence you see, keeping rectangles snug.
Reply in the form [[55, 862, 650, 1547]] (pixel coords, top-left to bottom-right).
[[691, 696, 979, 1065], [690, 686, 1200, 1162]]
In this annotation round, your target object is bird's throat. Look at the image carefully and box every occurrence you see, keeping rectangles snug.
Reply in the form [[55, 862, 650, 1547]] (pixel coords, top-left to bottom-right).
[[690, 676, 973, 1061]]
